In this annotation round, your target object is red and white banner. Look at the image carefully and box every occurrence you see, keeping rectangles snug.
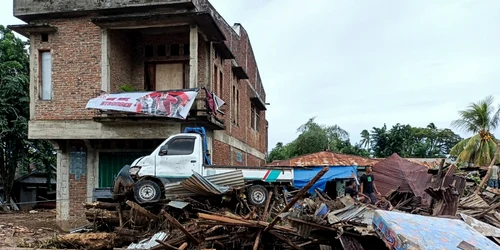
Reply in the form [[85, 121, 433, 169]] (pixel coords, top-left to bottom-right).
[[86, 89, 199, 119]]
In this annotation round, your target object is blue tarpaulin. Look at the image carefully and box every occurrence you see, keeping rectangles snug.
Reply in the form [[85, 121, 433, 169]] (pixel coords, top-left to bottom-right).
[[293, 166, 358, 194]]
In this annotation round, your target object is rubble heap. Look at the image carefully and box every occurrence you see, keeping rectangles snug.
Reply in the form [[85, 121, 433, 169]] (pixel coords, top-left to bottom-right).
[[50, 167, 387, 250]]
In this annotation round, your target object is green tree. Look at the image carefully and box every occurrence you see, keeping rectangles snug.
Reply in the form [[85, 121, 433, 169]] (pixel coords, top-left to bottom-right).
[[360, 129, 371, 150], [450, 96, 500, 166], [266, 118, 368, 163], [267, 142, 290, 163], [0, 26, 55, 206], [370, 123, 462, 158]]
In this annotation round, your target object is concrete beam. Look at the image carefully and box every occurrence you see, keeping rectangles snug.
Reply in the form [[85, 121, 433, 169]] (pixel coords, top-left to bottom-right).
[[14, 0, 195, 20], [189, 25, 199, 88], [28, 120, 181, 140], [213, 131, 266, 160]]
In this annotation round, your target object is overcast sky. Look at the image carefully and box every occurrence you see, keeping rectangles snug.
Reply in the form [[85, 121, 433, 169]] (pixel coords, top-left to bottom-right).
[[3, 0, 500, 149]]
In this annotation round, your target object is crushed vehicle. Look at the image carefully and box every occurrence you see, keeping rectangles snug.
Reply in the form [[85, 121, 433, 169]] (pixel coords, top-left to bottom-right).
[[111, 127, 294, 206]]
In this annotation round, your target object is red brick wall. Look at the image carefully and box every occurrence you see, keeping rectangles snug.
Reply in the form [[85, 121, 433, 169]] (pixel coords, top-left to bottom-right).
[[31, 17, 101, 120], [208, 24, 268, 156], [212, 140, 230, 165], [69, 174, 87, 218], [29, 15, 268, 159], [109, 30, 133, 92], [212, 140, 265, 166]]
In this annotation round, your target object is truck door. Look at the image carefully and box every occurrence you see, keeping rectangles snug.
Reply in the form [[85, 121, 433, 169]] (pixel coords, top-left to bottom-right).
[[154, 135, 199, 180]]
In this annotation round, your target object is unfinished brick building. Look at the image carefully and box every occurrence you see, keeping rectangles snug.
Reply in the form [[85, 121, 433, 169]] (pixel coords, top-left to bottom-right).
[[10, 0, 268, 226]]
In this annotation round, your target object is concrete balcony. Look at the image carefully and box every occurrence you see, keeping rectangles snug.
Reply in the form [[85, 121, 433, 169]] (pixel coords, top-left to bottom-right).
[[14, 0, 196, 21]]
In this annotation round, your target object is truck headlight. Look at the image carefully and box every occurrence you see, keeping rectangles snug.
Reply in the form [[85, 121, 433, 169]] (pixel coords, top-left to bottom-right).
[[129, 166, 141, 176]]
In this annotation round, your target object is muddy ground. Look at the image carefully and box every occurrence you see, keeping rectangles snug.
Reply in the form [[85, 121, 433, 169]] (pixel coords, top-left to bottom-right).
[[0, 210, 63, 248]]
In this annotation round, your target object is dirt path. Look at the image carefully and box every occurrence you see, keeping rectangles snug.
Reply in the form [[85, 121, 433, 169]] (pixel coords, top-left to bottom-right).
[[0, 210, 62, 248]]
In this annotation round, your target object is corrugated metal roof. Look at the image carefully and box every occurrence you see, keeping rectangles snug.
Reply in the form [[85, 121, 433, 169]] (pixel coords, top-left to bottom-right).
[[372, 153, 432, 204], [268, 151, 379, 167], [127, 231, 168, 249], [164, 170, 244, 199], [181, 171, 230, 196], [328, 203, 375, 226], [18, 176, 56, 185]]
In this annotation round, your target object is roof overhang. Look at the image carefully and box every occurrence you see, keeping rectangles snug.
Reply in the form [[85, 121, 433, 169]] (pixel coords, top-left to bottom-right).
[[213, 42, 235, 59], [250, 94, 267, 111], [91, 12, 226, 42], [7, 24, 58, 38], [232, 66, 249, 79]]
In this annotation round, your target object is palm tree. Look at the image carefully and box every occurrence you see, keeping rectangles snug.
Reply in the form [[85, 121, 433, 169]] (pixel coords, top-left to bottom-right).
[[450, 95, 500, 166], [360, 130, 371, 150]]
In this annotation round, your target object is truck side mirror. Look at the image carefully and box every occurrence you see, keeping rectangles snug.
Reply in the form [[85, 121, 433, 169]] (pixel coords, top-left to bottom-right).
[[159, 145, 168, 156]]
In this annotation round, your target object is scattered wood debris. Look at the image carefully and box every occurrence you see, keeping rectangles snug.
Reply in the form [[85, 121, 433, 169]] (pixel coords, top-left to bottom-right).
[[43, 165, 500, 250]]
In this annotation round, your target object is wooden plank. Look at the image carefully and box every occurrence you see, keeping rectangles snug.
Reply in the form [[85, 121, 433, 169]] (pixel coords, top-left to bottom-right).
[[155, 239, 179, 250], [83, 202, 120, 210], [126, 200, 158, 221], [156, 63, 184, 90], [178, 242, 188, 250], [162, 210, 200, 245], [264, 167, 329, 232], [268, 231, 301, 250]]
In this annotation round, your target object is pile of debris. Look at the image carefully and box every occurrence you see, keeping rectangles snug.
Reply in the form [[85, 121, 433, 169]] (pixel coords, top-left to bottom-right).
[[50, 167, 387, 250], [43, 163, 500, 250]]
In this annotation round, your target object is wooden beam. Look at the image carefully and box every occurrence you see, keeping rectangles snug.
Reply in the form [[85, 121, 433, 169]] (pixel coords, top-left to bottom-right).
[[264, 167, 329, 232], [162, 210, 200, 245], [268, 231, 301, 250], [126, 200, 159, 221]]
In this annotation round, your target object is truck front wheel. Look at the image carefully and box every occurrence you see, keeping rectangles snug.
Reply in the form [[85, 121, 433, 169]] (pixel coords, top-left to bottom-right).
[[247, 185, 268, 206], [133, 180, 161, 204]]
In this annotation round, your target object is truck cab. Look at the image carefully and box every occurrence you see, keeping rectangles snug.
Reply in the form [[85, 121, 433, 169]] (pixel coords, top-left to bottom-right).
[[130, 133, 207, 181]]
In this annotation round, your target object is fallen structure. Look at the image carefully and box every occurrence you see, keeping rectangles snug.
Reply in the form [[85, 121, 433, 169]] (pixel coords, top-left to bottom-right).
[[36, 163, 500, 250]]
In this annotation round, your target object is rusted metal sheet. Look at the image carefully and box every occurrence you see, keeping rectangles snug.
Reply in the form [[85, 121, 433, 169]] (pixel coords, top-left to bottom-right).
[[268, 151, 378, 167], [372, 153, 432, 204]]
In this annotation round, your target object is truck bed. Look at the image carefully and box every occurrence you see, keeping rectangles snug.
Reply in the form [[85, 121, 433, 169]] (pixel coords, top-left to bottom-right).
[[203, 165, 295, 183]]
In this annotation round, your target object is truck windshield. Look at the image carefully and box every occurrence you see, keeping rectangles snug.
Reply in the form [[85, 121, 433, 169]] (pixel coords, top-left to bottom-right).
[[162, 137, 196, 155]]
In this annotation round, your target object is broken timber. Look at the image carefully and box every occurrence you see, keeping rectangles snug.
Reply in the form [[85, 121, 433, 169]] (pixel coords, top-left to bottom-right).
[[264, 166, 329, 232]]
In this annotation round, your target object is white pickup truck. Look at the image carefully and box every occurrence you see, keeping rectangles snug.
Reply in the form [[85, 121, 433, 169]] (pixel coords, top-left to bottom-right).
[[112, 127, 294, 206]]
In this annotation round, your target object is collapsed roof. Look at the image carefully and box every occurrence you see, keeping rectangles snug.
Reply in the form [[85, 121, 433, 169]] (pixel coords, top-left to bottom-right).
[[373, 153, 432, 204]]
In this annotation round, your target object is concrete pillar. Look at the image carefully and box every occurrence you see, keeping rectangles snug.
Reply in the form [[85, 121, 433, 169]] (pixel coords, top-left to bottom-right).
[[101, 29, 110, 92], [189, 25, 198, 88], [85, 140, 96, 203], [28, 35, 35, 120], [55, 140, 70, 229]]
